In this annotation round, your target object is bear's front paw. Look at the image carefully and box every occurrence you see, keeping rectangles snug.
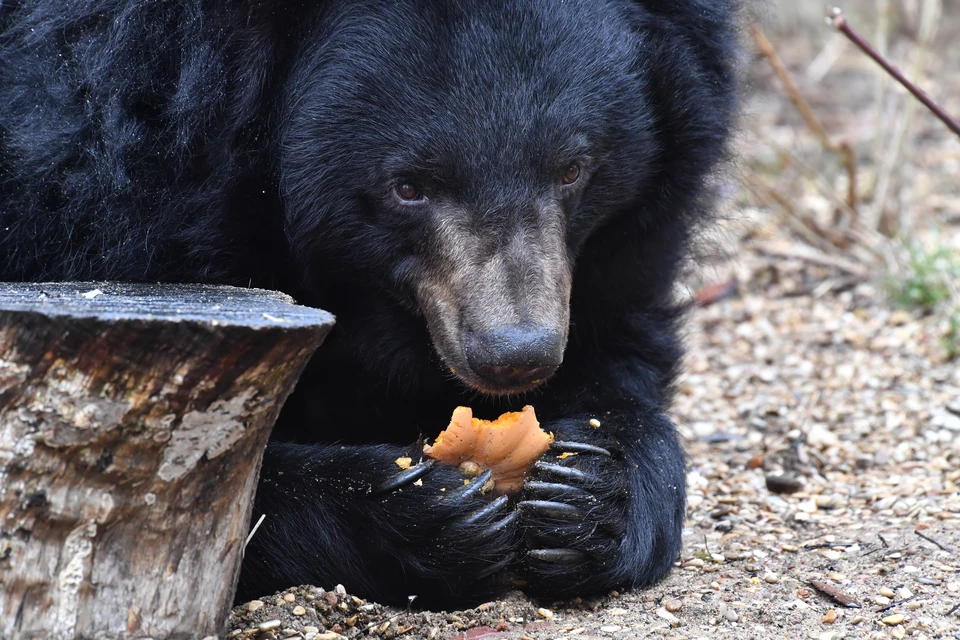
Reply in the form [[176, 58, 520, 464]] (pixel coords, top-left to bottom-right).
[[517, 437, 632, 598], [373, 459, 519, 606]]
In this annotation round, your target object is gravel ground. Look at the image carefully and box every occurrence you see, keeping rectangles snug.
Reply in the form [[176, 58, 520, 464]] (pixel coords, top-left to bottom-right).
[[223, 235, 960, 639], [224, 8, 960, 640]]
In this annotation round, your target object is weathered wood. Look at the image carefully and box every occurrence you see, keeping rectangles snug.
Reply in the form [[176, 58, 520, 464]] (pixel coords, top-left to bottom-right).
[[0, 283, 334, 640]]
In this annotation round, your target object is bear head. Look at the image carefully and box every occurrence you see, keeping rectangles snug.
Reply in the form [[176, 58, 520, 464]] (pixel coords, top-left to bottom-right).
[[280, 0, 661, 396]]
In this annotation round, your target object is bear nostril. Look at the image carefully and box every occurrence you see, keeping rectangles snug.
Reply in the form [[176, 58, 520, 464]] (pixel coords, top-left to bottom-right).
[[462, 324, 564, 390]]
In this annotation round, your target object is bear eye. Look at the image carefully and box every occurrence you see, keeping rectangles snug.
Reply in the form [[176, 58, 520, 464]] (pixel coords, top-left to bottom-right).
[[394, 181, 425, 203], [561, 164, 581, 185]]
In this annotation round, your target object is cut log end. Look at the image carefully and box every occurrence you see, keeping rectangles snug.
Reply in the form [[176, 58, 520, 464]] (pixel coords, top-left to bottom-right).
[[0, 283, 334, 640]]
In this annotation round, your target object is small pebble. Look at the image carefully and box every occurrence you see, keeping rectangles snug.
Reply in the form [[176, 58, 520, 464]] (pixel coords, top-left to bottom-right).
[[282, 593, 296, 603], [906, 602, 922, 610], [724, 608, 739, 622], [763, 572, 779, 584], [258, 620, 282, 632], [656, 607, 678, 622], [589, 418, 601, 427], [882, 613, 905, 625], [246, 600, 265, 613], [874, 596, 891, 606], [897, 586, 913, 599], [303, 628, 319, 634], [822, 550, 842, 561], [850, 615, 864, 624], [821, 609, 837, 624], [878, 587, 895, 598], [665, 598, 683, 612], [292, 606, 306, 616], [537, 608, 554, 619], [818, 633, 837, 640], [766, 473, 803, 494], [599, 625, 621, 632]]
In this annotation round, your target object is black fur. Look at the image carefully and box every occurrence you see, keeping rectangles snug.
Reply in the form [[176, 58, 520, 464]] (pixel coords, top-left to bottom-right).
[[0, 0, 738, 608]]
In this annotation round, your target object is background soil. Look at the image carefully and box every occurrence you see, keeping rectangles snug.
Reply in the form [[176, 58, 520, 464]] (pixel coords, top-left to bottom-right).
[[224, 2, 960, 638]]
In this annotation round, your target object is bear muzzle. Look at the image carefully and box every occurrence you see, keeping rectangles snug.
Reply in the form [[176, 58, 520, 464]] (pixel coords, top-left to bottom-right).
[[462, 323, 564, 390]]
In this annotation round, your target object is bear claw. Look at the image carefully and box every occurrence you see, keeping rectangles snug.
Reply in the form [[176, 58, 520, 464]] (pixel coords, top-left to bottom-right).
[[447, 468, 495, 502], [533, 461, 589, 483], [374, 458, 436, 494], [526, 548, 589, 564], [550, 440, 613, 456], [523, 480, 594, 502], [518, 499, 584, 520]]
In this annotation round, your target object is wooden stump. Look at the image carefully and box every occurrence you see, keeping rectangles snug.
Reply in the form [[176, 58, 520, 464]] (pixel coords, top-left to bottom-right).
[[0, 283, 335, 640]]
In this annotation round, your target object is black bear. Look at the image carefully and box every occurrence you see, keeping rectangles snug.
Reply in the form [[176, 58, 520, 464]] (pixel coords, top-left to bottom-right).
[[0, 0, 738, 608]]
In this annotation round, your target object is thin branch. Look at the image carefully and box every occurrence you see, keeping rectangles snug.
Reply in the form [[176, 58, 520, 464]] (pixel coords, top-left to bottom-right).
[[828, 7, 960, 137]]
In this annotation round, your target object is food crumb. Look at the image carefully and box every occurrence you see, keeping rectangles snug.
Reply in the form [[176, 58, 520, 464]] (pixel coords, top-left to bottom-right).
[[589, 418, 601, 427], [395, 457, 412, 470]]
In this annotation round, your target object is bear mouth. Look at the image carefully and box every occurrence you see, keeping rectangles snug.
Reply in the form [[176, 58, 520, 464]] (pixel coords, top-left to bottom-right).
[[448, 361, 556, 397]]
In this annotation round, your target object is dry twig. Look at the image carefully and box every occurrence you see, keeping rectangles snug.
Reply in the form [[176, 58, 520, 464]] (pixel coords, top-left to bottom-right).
[[749, 23, 859, 219], [808, 580, 862, 608]]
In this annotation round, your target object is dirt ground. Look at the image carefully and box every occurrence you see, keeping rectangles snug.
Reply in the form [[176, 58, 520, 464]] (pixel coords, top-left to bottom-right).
[[223, 5, 960, 640]]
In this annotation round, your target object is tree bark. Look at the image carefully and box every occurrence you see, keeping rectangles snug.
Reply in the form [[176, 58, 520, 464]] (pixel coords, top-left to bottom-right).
[[0, 283, 335, 640]]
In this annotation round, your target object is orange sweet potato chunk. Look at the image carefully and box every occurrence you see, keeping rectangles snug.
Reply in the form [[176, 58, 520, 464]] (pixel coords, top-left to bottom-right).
[[423, 405, 553, 493]]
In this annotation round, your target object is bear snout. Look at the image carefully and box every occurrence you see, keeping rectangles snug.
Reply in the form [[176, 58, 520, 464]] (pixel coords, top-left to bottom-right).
[[462, 323, 564, 392]]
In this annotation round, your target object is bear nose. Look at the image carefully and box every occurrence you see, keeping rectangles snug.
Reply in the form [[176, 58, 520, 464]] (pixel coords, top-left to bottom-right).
[[463, 324, 564, 389]]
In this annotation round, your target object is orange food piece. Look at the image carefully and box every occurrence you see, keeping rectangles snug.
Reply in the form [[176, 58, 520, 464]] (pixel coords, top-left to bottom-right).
[[423, 405, 553, 493]]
